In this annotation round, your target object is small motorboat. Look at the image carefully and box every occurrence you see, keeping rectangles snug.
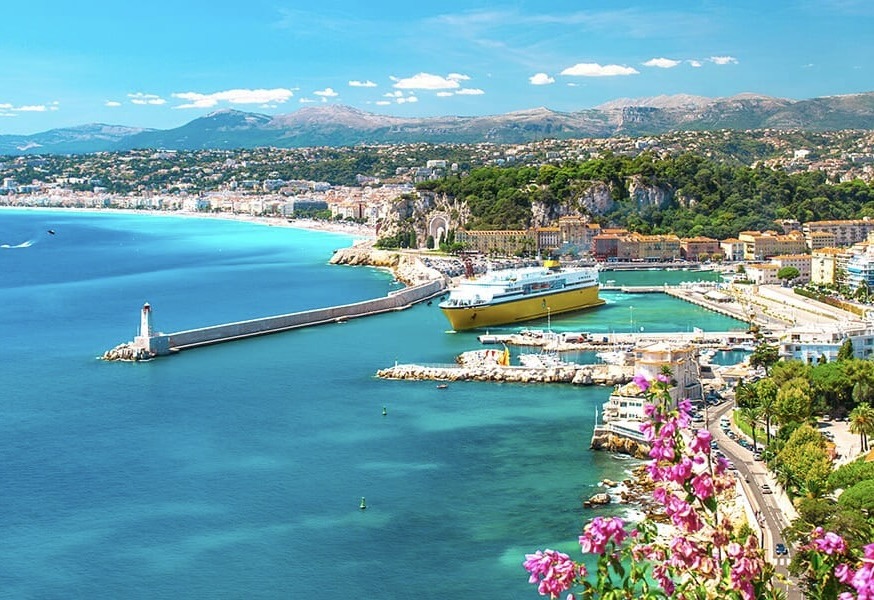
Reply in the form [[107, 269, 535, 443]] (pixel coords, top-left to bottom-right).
[[436, 383, 448, 389]]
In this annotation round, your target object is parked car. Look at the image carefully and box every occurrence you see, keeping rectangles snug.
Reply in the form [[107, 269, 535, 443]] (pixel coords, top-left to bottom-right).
[[761, 484, 773, 494], [775, 543, 788, 556]]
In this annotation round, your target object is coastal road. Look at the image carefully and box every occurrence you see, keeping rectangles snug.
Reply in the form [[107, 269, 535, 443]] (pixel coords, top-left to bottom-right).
[[706, 402, 801, 600]]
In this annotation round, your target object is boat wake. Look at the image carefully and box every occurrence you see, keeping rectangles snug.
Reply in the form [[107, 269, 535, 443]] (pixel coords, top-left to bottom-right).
[[0, 239, 35, 249]]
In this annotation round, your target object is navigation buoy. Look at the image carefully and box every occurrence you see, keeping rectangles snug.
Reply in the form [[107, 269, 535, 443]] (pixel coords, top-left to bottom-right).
[[382, 406, 387, 416], [47, 229, 55, 235], [359, 497, 367, 510]]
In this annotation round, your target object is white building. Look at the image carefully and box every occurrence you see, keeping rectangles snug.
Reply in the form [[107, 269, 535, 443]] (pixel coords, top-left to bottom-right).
[[601, 341, 701, 425], [780, 322, 874, 363]]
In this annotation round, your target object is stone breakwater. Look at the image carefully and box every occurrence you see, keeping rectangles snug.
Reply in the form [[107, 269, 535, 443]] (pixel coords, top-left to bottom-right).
[[376, 363, 633, 385], [329, 242, 447, 286]]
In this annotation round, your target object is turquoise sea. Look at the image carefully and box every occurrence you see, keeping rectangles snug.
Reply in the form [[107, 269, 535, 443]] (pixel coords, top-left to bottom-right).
[[0, 210, 745, 599]]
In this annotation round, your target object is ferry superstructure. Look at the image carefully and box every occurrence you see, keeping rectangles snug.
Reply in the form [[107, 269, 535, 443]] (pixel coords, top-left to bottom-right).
[[438, 262, 604, 331]]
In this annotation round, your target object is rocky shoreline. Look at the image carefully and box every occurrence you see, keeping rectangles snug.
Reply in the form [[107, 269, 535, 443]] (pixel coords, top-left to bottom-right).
[[590, 430, 651, 459], [329, 241, 448, 286], [101, 342, 157, 362]]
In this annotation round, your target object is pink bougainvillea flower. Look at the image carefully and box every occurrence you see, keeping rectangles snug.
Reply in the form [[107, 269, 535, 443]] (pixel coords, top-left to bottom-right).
[[633, 373, 651, 393], [523, 549, 583, 598]]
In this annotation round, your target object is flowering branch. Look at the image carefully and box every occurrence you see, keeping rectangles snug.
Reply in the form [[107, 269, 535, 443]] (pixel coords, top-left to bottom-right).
[[522, 373, 872, 599]]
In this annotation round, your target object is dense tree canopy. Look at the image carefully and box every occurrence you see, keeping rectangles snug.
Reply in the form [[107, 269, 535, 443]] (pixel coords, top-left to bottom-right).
[[420, 153, 874, 237]]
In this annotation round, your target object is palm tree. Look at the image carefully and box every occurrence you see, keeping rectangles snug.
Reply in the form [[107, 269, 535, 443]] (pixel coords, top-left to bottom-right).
[[849, 402, 874, 453], [756, 379, 778, 448], [738, 406, 764, 451]]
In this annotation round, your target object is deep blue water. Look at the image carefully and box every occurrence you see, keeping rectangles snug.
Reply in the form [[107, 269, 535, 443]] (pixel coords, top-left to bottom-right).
[[0, 210, 744, 599]]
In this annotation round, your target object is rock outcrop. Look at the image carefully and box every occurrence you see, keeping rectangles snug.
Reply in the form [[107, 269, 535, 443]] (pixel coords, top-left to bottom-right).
[[101, 342, 155, 362], [627, 175, 673, 210], [329, 241, 446, 286], [589, 430, 650, 459]]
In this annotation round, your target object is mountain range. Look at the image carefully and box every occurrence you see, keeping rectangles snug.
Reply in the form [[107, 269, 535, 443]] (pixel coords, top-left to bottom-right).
[[2, 92, 874, 155]]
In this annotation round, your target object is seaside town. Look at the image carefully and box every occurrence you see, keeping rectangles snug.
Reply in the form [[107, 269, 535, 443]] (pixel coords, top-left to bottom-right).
[[5, 132, 874, 599]]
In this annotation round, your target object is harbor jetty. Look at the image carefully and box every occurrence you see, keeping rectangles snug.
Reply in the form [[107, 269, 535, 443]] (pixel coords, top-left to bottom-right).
[[103, 279, 445, 361], [377, 361, 633, 386]]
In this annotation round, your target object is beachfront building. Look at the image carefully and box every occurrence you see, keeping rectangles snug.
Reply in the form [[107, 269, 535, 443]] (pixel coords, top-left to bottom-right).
[[780, 322, 874, 363], [770, 254, 812, 284], [681, 236, 722, 261], [738, 230, 807, 260], [803, 218, 874, 247], [601, 341, 701, 424]]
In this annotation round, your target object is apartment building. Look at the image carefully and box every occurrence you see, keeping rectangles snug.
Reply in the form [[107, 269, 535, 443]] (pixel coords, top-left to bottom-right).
[[744, 263, 781, 285], [803, 218, 874, 247], [456, 229, 535, 255], [738, 230, 807, 260], [558, 216, 601, 252], [720, 238, 744, 262], [811, 248, 844, 286], [680, 236, 723, 261], [770, 254, 812, 284]]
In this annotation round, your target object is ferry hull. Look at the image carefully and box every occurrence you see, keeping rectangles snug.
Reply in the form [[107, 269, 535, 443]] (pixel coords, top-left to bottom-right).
[[440, 285, 605, 331]]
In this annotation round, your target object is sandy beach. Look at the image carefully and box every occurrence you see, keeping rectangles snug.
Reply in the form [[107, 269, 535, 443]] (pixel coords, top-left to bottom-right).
[[0, 205, 377, 241]]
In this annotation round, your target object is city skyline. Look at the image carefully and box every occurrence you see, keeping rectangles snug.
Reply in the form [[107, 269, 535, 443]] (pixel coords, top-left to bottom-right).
[[2, 0, 872, 135]]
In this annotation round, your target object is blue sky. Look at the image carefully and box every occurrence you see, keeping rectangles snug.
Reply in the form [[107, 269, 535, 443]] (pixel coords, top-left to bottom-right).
[[1, 0, 871, 135]]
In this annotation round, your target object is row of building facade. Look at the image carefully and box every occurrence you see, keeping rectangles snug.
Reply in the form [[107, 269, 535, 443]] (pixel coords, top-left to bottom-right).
[[454, 216, 874, 292]]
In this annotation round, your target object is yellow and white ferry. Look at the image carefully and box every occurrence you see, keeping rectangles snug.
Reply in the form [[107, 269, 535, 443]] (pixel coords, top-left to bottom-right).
[[438, 261, 605, 331]]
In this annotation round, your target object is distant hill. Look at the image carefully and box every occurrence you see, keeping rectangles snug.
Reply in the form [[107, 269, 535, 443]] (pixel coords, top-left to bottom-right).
[[2, 92, 873, 155]]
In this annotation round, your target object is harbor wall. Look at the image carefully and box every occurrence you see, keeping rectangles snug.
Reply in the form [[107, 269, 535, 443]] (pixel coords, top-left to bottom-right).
[[167, 279, 444, 350]]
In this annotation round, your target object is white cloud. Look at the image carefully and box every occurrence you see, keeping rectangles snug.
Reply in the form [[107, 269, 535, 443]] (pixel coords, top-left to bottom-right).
[[391, 72, 463, 90], [375, 100, 392, 106], [643, 57, 681, 69], [529, 72, 555, 85], [299, 98, 318, 104], [314, 87, 338, 98], [384, 91, 404, 98], [688, 60, 703, 68], [128, 92, 166, 106], [710, 56, 738, 65], [456, 88, 485, 95], [436, 91, 455, 97], [16, 105, 48, 112], [348, 80, 377, 87], [396, 95, 419, 104], [560, 63, 639, 77], [105, 101, 122, 107], [447, 73, 470, 82], [171, 88, 294, 109]]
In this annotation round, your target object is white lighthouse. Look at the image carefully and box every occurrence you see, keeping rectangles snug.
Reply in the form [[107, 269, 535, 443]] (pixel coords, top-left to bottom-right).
[[131, 302, 170, 356], [140, 302, 153, 338]]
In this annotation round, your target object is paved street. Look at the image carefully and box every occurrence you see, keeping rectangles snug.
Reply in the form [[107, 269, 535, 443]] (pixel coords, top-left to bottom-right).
[[707, 401, 802, 600]]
